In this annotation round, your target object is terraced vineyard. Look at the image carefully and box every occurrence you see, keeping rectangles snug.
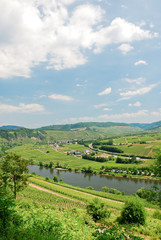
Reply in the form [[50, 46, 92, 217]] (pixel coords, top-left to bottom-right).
[[18, 175, 161, 240]]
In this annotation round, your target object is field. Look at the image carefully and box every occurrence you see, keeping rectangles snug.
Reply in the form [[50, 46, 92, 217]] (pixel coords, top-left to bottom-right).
[[8, 142, 156, 171], [113, 133, 161, 158], [15, 175, 161, 240]]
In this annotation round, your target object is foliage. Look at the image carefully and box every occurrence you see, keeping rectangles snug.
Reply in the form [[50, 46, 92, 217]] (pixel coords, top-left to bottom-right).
[[86, 198, 110, 222], [99, 145, 124, 153], [45, 176, 50, 181], [53, 176, 58, 182], [155, 153, 161, 176], [0, 152, 28, 199], [116, 156, 139, 164], [93, 226, 143, 240], [0, 187, 17, 231], [118, 197, 146, 225], [136, 186, 161, 206], [82, 154, 109, 163], [102, 186, 109, 192], [153, 210, 161, 220], [86, 186, 94, 190], [82, 166, 93, 173]]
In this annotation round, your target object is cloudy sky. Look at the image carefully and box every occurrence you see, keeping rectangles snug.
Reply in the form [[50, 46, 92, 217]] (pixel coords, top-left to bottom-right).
[[0, 0, 161, 128]]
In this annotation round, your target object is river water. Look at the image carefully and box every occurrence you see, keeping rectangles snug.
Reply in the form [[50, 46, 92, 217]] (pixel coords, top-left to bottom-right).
[[28, 165, 161, 195]]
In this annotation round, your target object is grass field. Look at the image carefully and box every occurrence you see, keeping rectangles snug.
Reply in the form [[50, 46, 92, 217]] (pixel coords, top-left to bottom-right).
[[8, 143, 156, 171], [17, 175, 161, 240]]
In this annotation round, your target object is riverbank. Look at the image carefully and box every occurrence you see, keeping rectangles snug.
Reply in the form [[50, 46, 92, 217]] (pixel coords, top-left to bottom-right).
[[28, 165, 161, 195]]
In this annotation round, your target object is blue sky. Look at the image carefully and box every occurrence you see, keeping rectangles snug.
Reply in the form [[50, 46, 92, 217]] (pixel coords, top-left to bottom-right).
[[0, 0, 161, 128]]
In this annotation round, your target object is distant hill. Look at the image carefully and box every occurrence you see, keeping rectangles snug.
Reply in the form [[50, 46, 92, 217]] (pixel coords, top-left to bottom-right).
[[0, 125, 23, 130], [130, 120, 161, 130], [0, 128, 47, 142], [39, 122, 130, 131], [0, 120, 161, 143]]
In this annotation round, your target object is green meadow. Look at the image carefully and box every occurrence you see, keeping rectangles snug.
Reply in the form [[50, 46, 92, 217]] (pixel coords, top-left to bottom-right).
[[8, 142, 156, 171]]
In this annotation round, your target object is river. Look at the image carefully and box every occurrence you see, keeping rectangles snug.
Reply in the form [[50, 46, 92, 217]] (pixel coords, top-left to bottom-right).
[[28, 165, 161, 195]]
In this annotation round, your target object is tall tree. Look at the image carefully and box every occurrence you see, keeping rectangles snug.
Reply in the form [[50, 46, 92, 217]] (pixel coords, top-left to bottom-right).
[[0, 152, 28, 199], [155, 154, 161, 177]]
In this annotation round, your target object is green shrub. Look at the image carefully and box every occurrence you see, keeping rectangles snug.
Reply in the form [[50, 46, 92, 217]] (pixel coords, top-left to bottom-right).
[[153, 210, 161, 220], [86, 198, 110, 222], [102, 186, 108, 192], [86, 186, 94, 190], [93, 225, 143, 239], [53, 176, 58, 183], [118, 197, 146, 225], [45, 176, 50, 181]]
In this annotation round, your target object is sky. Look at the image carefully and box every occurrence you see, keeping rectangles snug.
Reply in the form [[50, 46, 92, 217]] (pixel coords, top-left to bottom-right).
[[0, 0, 161, 128]]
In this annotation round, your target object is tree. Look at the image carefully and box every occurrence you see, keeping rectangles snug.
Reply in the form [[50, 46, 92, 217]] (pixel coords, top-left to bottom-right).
[[86, 198, 110, 222], [0, 153, 28, 199], [0, 187, 16, 232], [118, 197, 146, 225], [53, 176, 58, 182], [155, 154, 161, 177]]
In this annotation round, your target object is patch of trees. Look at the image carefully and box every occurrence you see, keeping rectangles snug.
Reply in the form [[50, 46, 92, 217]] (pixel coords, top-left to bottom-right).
[[136, 186, 161, 207], [100, 145, 124, 153], [81, 166, 93, 173], [0, 152, 28, 199], [100, 165, 154, 176], [116, 156, 140, 164], [82, 154, 108, 162]]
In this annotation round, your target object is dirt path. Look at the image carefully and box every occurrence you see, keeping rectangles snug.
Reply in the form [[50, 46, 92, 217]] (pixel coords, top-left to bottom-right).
[[29, 183, 85, 204], [29, 179, 159, 212], [29, 179, 124, 206]]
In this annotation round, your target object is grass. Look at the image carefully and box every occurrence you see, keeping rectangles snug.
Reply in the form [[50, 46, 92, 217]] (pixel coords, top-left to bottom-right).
[[19, 185, 84, 210], [28, 176, 125, 210], [28, 175, 160, 210], [8, 142, 156, 172], [16, 175, 161, 239]]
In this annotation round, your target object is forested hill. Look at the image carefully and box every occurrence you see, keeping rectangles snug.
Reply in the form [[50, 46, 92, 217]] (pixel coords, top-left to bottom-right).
[[39, 122, 131, 130], [39, 120, 161, 131], [0, 120, 161, 144], [0, 128, 46, 142]]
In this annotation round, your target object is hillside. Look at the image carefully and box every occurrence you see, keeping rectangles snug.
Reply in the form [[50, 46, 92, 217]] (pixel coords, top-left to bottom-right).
[[0, 125, 23, 129], [0, 120, 161, 145]]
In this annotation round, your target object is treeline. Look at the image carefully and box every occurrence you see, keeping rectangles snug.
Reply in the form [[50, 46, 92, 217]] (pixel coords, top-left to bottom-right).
[[136, 187, 161, 207], [100, 145, 124, 153], [92, 139, 124, 153], [116, 156, 140, 164], [82, 154, 108, 163]]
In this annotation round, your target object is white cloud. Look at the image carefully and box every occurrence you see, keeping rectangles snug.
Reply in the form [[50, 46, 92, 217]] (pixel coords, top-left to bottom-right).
[[48, 94, 73, 101], [98, 87, 111, 96], [134, 60, 147, 66], [39, 95, 46, 98], [103, 108, 112, 111], [94, 103, 107, 109], [129, 101, 141, 107], [124, 77, 146, 85], [118, 43, 134, 55], [120, 84, 157, 99], [0, 103, 44, 113], [0, 0, 156, 78]]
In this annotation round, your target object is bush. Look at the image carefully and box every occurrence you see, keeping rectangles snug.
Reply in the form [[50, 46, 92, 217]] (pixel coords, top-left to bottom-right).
[[0, 187, 18, 234], [45, 176, 50, 181], [53, 176, 58, 182], [153, 210, 161, 220], [118, 197, 146, 225], [102, 186, 108, 192], [93, 225, 143, 239], [86, 198, 110, 222], [86, 186, 94, 190]]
